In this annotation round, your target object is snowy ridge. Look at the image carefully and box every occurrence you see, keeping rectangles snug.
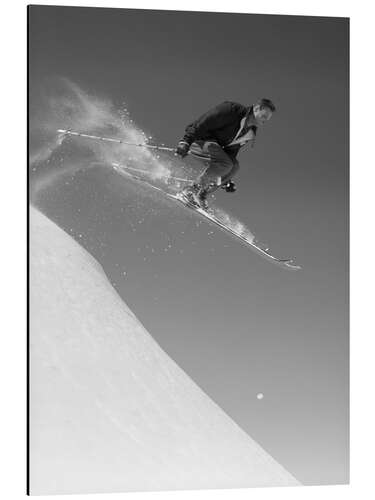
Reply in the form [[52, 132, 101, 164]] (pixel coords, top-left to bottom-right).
[[29, 207, 300, 494]]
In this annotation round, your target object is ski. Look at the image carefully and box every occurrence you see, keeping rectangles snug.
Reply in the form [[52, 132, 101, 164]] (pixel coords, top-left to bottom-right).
[[112, 163, 301, 270]]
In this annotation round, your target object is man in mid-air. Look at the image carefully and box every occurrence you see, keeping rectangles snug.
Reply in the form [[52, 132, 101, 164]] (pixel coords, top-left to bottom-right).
[[176, 98, 275, 210]]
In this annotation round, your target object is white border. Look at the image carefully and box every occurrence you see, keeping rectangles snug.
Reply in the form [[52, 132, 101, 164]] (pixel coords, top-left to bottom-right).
[[2, 0, 374, 499]]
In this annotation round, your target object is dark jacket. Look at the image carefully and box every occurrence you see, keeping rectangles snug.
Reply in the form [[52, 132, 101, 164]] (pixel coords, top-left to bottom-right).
[[182, 101, 257, 159]]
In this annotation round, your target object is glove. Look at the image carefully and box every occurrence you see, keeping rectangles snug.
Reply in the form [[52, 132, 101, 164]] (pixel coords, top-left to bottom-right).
[[176, 140, 190, 158], [221, 180, 237, 193]]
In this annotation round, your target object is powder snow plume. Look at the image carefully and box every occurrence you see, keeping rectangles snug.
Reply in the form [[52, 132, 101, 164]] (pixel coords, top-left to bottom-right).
[[29, 78, 190, 201]]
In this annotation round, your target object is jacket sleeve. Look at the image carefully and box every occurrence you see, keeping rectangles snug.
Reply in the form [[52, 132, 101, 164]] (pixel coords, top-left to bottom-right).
[[181, 101, 244, 146]]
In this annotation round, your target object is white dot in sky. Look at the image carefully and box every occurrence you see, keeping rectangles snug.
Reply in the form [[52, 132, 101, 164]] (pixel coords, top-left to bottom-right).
[[256, 393, 264, 400]]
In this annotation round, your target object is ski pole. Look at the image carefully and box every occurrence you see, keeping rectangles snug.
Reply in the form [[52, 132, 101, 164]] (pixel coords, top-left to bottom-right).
[[57, 129, 177, 153]]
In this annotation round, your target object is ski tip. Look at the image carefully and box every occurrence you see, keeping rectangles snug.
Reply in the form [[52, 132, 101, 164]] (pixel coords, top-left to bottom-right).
[[281, 259, 302, 270]]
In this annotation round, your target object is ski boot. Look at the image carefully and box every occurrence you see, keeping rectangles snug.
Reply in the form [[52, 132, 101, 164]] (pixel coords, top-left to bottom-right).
[[198, 187, 210, 211], [180, 183, 202, 208], [197, 181, 220, 210], [221, 180, 237, 193]]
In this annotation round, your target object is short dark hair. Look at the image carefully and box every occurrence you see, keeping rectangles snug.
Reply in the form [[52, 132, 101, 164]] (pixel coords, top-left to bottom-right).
[[256, 98, 276, 112]]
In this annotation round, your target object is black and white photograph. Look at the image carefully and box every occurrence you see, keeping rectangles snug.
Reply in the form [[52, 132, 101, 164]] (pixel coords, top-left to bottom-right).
[[28, 4, 349, 495]]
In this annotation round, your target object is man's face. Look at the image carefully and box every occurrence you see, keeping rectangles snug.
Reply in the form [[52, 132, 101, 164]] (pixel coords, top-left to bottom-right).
[[253, 105, 273, 125]]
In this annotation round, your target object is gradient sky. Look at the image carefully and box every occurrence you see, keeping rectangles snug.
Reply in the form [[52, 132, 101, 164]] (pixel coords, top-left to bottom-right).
[[29, 6, 349, 485]]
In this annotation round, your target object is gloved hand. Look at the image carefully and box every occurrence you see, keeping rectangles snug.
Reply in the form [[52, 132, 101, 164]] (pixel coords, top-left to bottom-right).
[[176, 140, 190, 158], [221, 180, 237, 193]]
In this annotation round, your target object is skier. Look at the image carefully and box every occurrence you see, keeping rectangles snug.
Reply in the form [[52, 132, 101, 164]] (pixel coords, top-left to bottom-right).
[[175, 98, 275, 209]]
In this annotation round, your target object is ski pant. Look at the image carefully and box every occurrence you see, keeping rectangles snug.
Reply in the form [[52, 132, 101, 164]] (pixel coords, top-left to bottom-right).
[[189, 141, 239, 192]]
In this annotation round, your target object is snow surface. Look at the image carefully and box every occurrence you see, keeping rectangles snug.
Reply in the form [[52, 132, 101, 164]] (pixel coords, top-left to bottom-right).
[[29, 207, 299, 494]]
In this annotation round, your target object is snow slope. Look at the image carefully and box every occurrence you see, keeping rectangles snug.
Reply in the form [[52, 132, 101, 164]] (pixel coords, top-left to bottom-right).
[[29, 207, 299, 494]]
